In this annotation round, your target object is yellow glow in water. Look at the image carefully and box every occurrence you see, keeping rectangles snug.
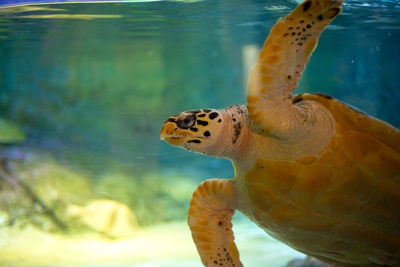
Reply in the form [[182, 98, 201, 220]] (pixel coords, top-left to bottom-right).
[[17, 14, 123, 19]]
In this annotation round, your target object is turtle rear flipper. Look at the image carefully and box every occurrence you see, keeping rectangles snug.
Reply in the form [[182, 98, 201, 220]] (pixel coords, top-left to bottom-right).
[[247, 0, 343, 139], [188, 179, 242, 266]]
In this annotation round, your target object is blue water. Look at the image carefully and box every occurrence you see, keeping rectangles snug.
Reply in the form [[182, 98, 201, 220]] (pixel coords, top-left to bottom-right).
[[0, 0, 399, 266], [1, 0, 399, 175]]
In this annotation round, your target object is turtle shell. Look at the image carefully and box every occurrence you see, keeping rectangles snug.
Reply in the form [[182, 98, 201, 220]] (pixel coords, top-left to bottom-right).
[[296, 93, 400, 152], [243, 93, 400, 265]]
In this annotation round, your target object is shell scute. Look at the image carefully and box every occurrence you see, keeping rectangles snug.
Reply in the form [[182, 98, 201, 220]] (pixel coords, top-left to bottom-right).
[[267, 203, 304, 225], [293, 215, 334, 233], [320, 167, 372, 212], [248, 158, 300, 194], [363, 190, 400, 223], [342, 131, 382, 162], [296, 154, 317, 165], [358, 142, 400, 182], [329, 135, 342, 152], [295, 164, 333, 198], [299, 93, 400, 152], [246, 183, 281, 216], [318, 149, 333, 164], [332, 149, 353, 170]]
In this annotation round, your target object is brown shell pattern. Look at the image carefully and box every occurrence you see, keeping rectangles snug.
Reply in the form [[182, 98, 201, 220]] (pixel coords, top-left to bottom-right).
[[244, 94, 400, 263]]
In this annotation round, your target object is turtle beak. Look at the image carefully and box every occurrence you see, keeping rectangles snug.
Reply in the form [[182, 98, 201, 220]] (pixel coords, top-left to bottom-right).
[[160, 119, 187, 146], [159, 124, 170, 141]]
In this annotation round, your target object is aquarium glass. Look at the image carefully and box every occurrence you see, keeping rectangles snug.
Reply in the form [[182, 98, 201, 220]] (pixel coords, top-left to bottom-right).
[[0, 0, 399, 266]]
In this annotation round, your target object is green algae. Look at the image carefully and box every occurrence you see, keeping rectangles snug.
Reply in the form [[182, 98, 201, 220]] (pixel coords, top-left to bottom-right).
[[0, 118, 25, 144]]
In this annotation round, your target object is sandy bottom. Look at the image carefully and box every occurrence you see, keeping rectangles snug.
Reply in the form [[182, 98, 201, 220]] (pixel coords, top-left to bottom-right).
[[0, 217, 305, 267]]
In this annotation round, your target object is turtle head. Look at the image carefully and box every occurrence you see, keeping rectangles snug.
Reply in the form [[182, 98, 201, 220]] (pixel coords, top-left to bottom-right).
[[160, 109, 226, 155], [160, 106, 250, 159]]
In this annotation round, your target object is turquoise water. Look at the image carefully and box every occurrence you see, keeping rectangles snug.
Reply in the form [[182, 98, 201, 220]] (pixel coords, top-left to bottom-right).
[[0, 0, 399, 266]]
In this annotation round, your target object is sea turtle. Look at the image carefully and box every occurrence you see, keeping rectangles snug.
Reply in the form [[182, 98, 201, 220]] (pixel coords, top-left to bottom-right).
[[160, 0, 400, 266]]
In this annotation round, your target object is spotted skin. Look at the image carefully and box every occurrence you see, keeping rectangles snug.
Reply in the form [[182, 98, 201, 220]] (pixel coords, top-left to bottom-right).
[[247, 0, 343, 137], [209, 112, 219, 120], [188, 179, 241, 267], [160, 109, 220, 148], [232, 123, 242, 144]]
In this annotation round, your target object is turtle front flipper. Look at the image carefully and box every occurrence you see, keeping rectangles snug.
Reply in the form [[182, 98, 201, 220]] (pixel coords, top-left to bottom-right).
[[247, 0, 343, 139], [188, 179, 242, 266]]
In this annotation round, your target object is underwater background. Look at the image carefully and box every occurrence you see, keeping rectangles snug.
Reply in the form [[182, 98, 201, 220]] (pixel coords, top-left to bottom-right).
[[0, 0, 399, 266]]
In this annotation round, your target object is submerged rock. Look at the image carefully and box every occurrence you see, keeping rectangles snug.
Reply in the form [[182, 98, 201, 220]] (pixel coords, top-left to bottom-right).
[[1, 148, 194, 232], [95, 171, 198, 225], [66, 199, 139, 239], [0, 154, 95, 232]]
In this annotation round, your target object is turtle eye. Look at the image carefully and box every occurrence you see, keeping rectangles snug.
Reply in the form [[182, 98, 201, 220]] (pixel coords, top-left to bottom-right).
[[177, 114, 196, 129]]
